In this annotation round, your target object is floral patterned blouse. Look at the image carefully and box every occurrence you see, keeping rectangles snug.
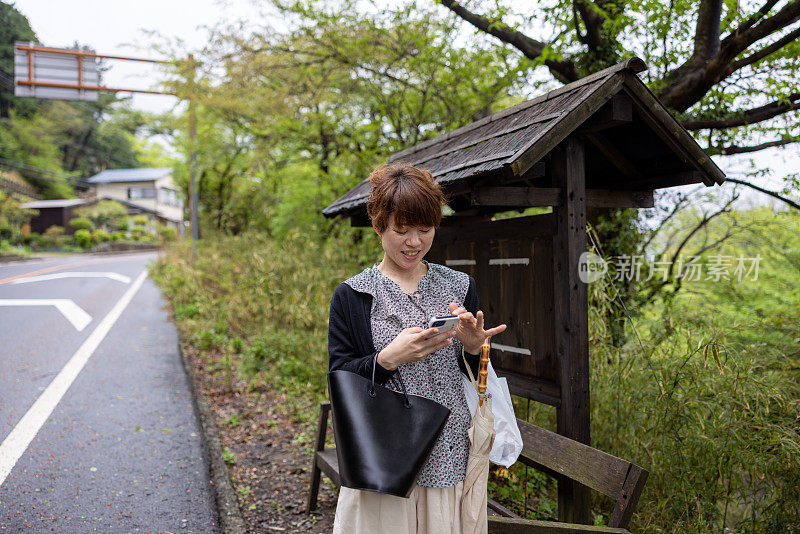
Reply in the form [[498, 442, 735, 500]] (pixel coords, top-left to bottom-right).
[[343, 261, 472, 487]]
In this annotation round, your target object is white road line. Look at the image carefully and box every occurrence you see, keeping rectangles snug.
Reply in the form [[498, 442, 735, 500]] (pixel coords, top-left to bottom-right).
[[10, 272, 132, 285], [488, 257, 530, 266], [0, 299, 92, 331], [0, 269, 148, 486], [491, 343, 532, 356]]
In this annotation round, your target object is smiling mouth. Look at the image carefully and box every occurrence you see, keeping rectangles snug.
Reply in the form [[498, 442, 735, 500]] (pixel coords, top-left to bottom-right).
[[402, 251, 420, 259]]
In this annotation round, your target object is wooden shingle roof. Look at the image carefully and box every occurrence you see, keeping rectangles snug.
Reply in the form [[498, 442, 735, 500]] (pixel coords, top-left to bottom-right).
[[323, 58, 725, 218]]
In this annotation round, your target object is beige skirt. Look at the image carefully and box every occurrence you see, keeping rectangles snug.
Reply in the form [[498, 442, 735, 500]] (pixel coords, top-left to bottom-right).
[[332, 482, 465, 534]]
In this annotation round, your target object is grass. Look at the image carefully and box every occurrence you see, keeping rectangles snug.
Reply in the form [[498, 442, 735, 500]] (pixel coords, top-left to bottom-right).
[[149, 229, 377, 422], [150, 210, 800, 533]]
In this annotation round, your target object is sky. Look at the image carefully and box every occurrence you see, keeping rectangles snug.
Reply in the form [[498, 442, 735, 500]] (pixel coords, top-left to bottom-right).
[[12, 0, 258, 114], [10, 0, 799, 210]]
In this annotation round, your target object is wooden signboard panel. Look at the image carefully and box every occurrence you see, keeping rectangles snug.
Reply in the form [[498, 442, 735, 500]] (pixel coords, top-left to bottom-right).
[[428, 218, 560, 406]]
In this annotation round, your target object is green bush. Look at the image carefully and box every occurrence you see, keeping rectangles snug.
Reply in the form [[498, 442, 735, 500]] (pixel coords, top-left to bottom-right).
[[150, 230, 377, 408], [75, 200, 126, 230], [68, 217, 93, 231], [0, 191, 38, 242], [111, 231, 124, 241], [132, 215, 148, 226], [91, 229, 110, 243], [73, 229, 92, 249], [42, 225, 68, 249], [22, 231, 39, 245], [117, 219, 130, 232], [157, 224, 178, 243], [150, 220, 800, 533], [27, 233, 45, 250]]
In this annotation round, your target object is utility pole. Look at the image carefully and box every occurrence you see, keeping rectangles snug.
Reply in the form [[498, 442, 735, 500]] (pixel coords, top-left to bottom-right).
[[187, 54, 199, 250]]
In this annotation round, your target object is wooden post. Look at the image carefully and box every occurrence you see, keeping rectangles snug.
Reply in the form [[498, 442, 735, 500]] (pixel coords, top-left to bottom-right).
[[551, 136, 591, 523], [187, 54, 199, 250]]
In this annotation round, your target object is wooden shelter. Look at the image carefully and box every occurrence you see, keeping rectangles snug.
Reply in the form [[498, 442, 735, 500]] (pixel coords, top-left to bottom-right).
[[323, 57, 725, 523]]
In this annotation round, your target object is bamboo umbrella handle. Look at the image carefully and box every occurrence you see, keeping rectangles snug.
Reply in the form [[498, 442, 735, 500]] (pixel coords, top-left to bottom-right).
[[478, 337, 490, 405]]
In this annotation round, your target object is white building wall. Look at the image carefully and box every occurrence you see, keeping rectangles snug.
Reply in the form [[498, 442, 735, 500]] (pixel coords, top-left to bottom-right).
[[92, 175, 184, 224], [154, 175, 184, 222]]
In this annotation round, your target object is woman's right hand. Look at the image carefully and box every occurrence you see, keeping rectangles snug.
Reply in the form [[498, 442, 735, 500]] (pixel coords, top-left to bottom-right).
[[376, 327, 454, 370]]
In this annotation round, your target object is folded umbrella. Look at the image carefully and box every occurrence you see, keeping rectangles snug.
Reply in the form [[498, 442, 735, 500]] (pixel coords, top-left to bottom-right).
[[461, 339, 497, 534]]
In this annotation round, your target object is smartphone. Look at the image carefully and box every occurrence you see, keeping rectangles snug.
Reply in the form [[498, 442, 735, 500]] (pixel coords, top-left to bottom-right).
[[427, 315, 460, 334]]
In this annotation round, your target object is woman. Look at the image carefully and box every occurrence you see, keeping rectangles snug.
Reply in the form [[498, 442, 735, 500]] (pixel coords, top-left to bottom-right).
[[328, 162, 506, 533]]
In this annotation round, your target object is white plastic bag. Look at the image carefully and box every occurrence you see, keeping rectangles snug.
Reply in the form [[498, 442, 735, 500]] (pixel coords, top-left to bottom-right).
[[462, 360, 523, 467]]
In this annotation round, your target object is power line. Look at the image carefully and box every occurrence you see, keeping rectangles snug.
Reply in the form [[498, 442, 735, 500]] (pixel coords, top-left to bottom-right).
[[0, 117, 141, 167], [0, 115, 156, 168], [0, 158, 89, 187], [0, 71, 14, 91]]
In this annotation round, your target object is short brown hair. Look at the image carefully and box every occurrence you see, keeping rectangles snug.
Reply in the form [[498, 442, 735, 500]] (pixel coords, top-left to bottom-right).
[[366, 163, 445, 233]]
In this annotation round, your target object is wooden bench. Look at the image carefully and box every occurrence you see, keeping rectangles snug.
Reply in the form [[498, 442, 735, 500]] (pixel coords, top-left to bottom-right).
[[305, 401, 648, 533]]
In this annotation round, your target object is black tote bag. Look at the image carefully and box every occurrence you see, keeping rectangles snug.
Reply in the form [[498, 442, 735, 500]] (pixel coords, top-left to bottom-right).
[[327, 357, 451, 498]]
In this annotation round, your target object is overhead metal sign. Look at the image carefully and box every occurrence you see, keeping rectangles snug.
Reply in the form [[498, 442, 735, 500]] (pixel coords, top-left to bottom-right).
[[14, 41, 100, 102], [13, 42, 175, 100]]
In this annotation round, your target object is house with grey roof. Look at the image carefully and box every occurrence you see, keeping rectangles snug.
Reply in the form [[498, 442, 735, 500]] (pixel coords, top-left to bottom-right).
[[21, 199, 88, 235], [86, 168, 184, 228], [22, 168, 185, 235]]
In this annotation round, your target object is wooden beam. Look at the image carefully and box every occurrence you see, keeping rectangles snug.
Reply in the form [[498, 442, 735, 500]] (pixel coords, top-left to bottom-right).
[[487, 498, 521, 519], [488, 517, 630, 534], [584, 131, 644, 180], [435, 212, 557, 245], [551, 137, 591, 524], [616, 170, 703, 190], [519, 161, 546, 181], [608, 463, 649, 529], [578, 94, 633, 134], [472, 187, 561, 207], [498, 370, 561, 407], [532, 235, 557, 398], [516, 419, 632, 501], [621, 78, 724, 185], [471, 187, 654, 208], [588, 189, 654, 208]]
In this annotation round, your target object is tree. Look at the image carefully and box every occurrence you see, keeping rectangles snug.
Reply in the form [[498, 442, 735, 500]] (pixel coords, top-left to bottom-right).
[[437, 0, 800, 341], [0, 2, 37, 118], [167, 0, 531, 237], [0, 189, 37, 241], [0, 4, 155, 195], [75, 199, 127, 231], [44, 95, 148, 176], [438, 0, 800, 196], [0, 109, 75, 197]]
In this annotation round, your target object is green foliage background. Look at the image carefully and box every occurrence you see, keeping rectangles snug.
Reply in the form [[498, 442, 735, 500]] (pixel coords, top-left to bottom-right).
[[151, 208, 800, 533]]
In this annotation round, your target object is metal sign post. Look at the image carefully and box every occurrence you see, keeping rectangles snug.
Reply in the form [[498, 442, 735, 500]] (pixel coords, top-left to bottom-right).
[[12, 43, 199, 245]]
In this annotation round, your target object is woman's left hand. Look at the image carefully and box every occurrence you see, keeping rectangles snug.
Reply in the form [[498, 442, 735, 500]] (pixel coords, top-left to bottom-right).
[[449, 302, 507, 354]]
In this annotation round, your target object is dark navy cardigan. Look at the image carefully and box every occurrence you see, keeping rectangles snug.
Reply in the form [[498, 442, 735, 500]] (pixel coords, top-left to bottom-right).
[[327, 275, 482, 385]]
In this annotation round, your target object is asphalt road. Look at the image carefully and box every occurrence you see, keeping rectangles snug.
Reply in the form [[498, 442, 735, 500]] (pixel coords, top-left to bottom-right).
[[0, 252, 219, 533]]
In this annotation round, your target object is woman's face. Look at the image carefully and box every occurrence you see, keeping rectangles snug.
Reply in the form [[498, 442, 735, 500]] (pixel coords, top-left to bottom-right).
[[377, 214, 435, 272]]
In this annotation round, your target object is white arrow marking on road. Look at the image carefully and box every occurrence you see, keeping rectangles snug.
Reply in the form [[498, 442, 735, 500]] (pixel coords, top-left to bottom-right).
[[10, 272, 132, 284], [0, 299, 93, 331], [0, 269, 148, 486]]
